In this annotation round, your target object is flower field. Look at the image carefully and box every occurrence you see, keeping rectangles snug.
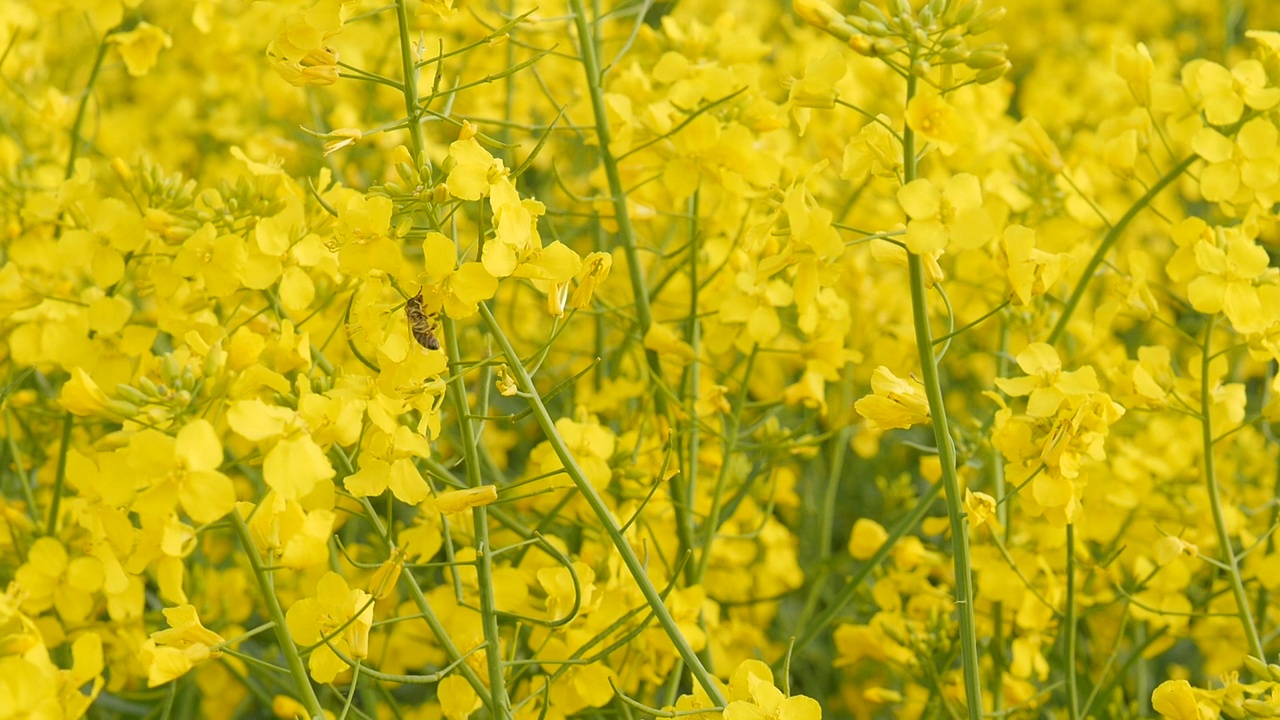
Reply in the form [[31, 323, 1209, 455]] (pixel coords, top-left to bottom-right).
[[3, 0, 1280, 717]]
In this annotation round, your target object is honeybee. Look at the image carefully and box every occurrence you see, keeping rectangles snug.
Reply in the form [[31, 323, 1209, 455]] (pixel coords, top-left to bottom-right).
[[404, 291, 440, 351]]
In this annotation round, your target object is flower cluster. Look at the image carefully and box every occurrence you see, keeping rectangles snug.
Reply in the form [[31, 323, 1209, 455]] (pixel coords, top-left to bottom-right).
[[2, 0, 1280, 719]]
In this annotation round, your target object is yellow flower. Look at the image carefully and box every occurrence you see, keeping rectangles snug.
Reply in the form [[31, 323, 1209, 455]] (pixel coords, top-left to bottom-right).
[[847, 518, 888, 560], [993, 344, 1098, 418], [108, 22, 172, 77], [998, 225, 1071, 306], [420, 232, 499, 319], [58, 367, 110, 416], [1114, 43, 1154, 107], [897, 174, 994, 253], [905, 92, 972, 156], [1151, 679, 1204, 720], [439, 675, 481, 720], [14, 537, 104, 623], [129, 420, 237, 525], [1186, 229, 1271, 333], [141, 605, 225, 687], [855, 366, 930, 430], [723, 660, 822, 720], [1182, 58, 1280, 126], [285, 572, 374, 683]]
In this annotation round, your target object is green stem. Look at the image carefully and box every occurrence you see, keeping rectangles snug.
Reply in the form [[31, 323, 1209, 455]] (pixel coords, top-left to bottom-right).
[[393, 0, 426, 160], [1200, 317, 1266, 659], [677, 193, 700, 585], [1047, 154, 1196, 344], [692, 348, 755, 583], [230, 510, 325, 720], [478, 303, 726, 706], [790, 480, 944, 654], [902, 71, 983, 719], [567, 0, 666, 413], [66, 30, 118, 179], [1065, 523, 1079, 720], [45, 413, 73, 536], [443, 317, 513, 719], [990, 317, 1011, 714]]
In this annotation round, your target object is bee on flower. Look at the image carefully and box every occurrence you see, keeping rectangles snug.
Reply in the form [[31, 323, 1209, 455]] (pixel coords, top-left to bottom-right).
[[404, 290, 440, 351]]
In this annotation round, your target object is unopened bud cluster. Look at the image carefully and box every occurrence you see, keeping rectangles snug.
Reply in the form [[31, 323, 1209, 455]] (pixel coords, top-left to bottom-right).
[[797, 0, 1011, 85]]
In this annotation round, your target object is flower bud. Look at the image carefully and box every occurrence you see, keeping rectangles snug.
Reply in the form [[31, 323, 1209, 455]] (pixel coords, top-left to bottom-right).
[[858, 2, 890, 24], [368, 548, 405, 600], [1243, 700, 1280, 717], [973, 61, 1011, 84], [138, 376, 161, 397], [162, 354, 182, 386], [967, 6, 1006, 35], [949, 0, 980, 25], [116, 384, 151, 404], [1224, 700, 1248, 720], [104, 399, 141, 418], [1243, 655, 1270, 678], [966, 48, 1008, 69]]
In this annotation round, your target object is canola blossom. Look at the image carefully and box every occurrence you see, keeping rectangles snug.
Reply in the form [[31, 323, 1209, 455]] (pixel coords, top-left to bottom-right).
[[2, 0, 1280, 719]]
